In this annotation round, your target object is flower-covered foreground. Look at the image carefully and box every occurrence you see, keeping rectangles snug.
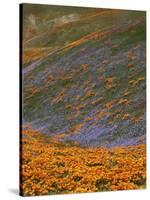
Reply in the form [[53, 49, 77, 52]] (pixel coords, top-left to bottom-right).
[[20, 130, 146, 196]]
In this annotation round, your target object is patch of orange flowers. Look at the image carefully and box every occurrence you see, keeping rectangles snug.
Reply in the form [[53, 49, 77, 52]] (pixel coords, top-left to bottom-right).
[[20, 130, 146, 196]]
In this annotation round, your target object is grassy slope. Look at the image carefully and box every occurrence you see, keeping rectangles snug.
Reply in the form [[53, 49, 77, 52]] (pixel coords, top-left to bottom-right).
[[22, 5, 146, 147], [20, 5, 146, 196]]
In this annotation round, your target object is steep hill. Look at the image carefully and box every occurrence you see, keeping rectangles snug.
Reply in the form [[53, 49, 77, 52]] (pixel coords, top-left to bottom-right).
[[22, 5, 146, 148]]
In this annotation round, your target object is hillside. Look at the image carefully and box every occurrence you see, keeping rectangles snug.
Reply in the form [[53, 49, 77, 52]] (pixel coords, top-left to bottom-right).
[[22, 5, 146, 148], [20, 4, 146, 196]]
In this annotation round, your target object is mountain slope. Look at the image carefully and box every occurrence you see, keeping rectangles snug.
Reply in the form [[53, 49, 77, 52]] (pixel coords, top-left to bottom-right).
[[22, 6, 146, 148]]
